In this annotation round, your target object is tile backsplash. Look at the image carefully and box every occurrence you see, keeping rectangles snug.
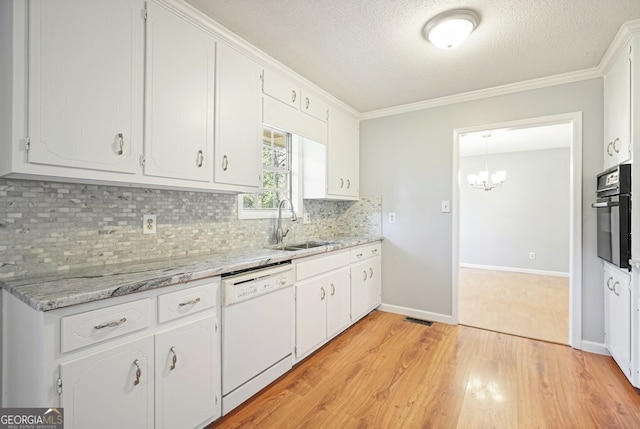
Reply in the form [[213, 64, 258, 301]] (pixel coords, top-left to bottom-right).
[[0, 179, 381, 279]]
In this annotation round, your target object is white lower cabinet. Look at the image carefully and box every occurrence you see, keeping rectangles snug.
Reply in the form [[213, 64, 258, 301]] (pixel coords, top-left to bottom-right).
[[2, 277, 221, 429], [604, 262, 632, 381], [60, 336, 155, 429], [350, 244, 382, 322]]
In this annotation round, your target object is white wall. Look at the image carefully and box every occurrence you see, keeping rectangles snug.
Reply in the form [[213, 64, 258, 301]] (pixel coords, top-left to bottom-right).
[[460, 148, 570, 274], [360, 78, 604, 343]]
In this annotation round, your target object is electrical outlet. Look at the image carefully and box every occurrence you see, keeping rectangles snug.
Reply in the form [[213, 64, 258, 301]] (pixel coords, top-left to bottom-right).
[[441, 200, 451, 213], [143, 214, 157, 234], [303, 213, 311, 224], [389, 212, 396, 224], [529, 252, 536, 260]]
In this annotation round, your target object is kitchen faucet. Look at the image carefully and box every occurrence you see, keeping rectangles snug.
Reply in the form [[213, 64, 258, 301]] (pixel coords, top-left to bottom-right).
[[275, 197, 297, 244]]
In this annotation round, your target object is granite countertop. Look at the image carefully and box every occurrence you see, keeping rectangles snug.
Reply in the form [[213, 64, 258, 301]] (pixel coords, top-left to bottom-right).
[[0, 236, 382, 312]]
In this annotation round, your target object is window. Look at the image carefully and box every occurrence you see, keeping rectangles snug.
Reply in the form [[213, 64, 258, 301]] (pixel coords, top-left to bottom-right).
[[238, 125, 295, 219]]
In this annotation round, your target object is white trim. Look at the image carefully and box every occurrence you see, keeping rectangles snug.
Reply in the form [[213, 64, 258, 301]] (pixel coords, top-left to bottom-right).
[[360, 69, 600, 120], [377, 304, 454, 325], [581, 340, 610, 356], [459, 263, 569, 278], [600, 19, 640, 75], [452, 112, 583, 349]]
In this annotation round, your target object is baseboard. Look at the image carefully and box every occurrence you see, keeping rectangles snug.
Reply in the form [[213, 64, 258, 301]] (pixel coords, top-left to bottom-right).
[[581, 340, 610, 356], [459, 263, 570, 278], [378, 304, 454, 325]]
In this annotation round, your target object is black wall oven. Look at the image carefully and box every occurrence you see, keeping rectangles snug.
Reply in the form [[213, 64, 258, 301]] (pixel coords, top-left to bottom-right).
[[592, 164, 631, 269]]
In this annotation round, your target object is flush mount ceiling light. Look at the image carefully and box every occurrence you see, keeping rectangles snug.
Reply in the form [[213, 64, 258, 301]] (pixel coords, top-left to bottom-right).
[[424, 9, 480, 49]]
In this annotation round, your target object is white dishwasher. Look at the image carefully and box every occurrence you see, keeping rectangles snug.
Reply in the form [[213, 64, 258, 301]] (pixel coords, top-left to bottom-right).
[[221, 262, 295, 414]]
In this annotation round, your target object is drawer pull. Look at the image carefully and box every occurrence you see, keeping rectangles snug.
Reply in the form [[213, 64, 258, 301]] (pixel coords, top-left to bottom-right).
[[612, 281, 620, 296], [116, 133, 124, 155], [178, 297, 201, 307], [170, 346, 177, 371], [369, 268, 374, 278], [94, 317, 127, 330], [321, 287, 326, 301], [363, 270, 368, 281], [133, 359, 142, 386], [331, 283, 335, 296]]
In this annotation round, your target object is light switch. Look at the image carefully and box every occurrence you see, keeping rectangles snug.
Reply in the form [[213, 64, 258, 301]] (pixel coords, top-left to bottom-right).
[[441, 200, 451, 213]]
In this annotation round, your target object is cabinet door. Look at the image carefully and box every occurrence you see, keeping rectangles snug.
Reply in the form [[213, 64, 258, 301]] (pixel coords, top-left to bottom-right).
[[327, 107, 359, 198], [214, 43, 262, 188], [326, 267, 351, 338], [27, 0, 143, 173], [144, 0, 215, 182], [350, 260, 370, 321], [263, 69, 300, 109], [604, 42, 632, 168], [60, 336, 154, 429], [155, 316, 220, 429], [300, 90, 328, 123], [367, 256, 382, 311], [295, 278, 327, 358], [605, 266, 632, 380]]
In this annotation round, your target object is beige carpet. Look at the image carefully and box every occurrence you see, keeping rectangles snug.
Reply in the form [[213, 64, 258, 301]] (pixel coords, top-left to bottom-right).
[[459, 267, 569, 345]]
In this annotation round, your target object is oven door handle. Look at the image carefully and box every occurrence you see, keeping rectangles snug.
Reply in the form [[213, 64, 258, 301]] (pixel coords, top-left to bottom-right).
[[591, 201, 619, 208]]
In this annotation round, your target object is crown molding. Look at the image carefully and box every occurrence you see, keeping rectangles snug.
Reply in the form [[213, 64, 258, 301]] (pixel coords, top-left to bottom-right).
[[360, 68, 601, 121], [599, 18, 640, 74]]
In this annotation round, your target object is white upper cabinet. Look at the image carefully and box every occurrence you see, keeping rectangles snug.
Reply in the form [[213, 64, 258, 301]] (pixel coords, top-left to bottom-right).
[[300, 90, 329, 122], [327, 107, 360, 199], [143, 0, 215, 183], [214, 43, 262, 189], [27, 0, 144, 174], [262, 69, 301, 110], [604, 40, 633, 169]]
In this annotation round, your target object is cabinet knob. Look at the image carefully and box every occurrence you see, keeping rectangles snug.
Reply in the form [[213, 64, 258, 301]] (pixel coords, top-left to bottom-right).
[[133, 359, 142, 386], [170, 346, 177, 371], [612, 137, 620, 154], [116, 133, 124, 155]]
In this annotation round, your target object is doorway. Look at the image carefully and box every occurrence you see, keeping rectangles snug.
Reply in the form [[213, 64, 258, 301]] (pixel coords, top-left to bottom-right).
[[452, 113, 582, 348]]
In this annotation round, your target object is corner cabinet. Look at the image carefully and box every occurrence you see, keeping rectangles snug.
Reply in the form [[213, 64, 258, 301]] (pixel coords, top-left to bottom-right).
[[327, 107, 360, 199], [25, 0, 144, 174], [143, 0, 215, 183], [2, 278, 222, 429], [350, 243, 382, 322], [603, 39, 633, 169], [214, 43, 262, 190]]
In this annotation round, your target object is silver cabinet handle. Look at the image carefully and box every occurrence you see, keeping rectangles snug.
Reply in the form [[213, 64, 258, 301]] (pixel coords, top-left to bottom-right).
[[320, 287, 326, 301], [369, 268, 374, 278], [116, 133, 124, 155], [612, 137, 620, 153], [340, 178, 344, 188], [305, 97, 310, 109], [607, 141, 614, 156], [222, 155, 229, 171], [291, 90, 297, 103], [372, 248, 378, 254], [170, 346, 177, 371], [363, 270, 368, 281], [133, 359, 142, 386], [94, 317, 127, 330], [178, 297, 200, 307], [196, 150, 204, 167], [612, 281, 620, 296], [330, 283, 335, 296], [356, 253, 363, 258], [346, 179, 351, 189], [606, 276, 614, 291]]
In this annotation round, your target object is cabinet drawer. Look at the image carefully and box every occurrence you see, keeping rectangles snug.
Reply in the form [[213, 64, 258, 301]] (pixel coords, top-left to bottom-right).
[[296, 251, 350, 281], [157, 281, 217, 324], [61, 298, 151, 353], [350, 243, 381, 263]]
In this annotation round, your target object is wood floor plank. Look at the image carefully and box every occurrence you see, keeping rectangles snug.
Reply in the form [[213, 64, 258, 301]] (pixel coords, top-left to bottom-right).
[[210, 311, 640, 429]]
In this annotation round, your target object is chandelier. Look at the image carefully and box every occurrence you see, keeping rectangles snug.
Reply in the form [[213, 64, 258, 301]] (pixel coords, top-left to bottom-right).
[[467, 134, 506, 191]]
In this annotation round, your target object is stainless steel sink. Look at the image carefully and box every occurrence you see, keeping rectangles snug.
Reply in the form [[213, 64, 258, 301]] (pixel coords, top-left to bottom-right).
[[275, 241, 334, 251]]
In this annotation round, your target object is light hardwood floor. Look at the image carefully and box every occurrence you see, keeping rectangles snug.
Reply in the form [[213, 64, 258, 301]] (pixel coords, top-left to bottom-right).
[[210, 311, 640, 429], [459, 268, 569, 344]]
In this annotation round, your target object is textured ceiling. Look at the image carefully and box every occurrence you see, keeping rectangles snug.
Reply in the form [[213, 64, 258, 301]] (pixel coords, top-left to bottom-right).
[[186, 0, 640, 113]]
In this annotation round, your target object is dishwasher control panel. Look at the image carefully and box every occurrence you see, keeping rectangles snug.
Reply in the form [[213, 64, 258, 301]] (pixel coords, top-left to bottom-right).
[[223, 264, 294, 305]]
